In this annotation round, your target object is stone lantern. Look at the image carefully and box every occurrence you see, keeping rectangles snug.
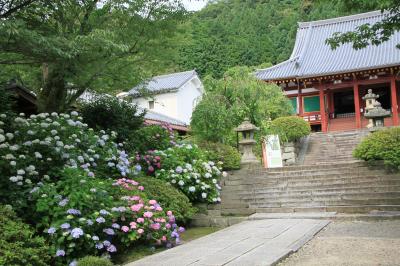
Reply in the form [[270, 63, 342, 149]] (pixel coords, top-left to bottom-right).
[[234, 118, 259, 165], [362, 89, 379, 128], [364, 100, 390, 130]]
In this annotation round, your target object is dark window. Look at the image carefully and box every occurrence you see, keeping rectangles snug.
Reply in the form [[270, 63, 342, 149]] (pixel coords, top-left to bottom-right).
[[148, 101, 154, 109]]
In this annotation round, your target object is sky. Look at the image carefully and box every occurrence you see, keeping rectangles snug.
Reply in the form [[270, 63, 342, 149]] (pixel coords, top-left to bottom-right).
[[183, 0, 208, 11]]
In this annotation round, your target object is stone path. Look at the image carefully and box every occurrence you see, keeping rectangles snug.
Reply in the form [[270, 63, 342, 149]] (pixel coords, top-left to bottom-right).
[[278, 220, 400, 266], [125, 219, 330, 266]]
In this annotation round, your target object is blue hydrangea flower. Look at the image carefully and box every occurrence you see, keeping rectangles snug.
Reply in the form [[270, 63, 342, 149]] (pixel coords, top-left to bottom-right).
[[47, 227, 56, 234], [103, 240, 111, 247], [71, 228, 84, 238], [58, 198, 69, 207], [107, 244, 117, 253], [96, 217, 105, 223], [56, 249, 65, 257], [96, 243, 104, 249], [112, 223, 120, 229], [60, 223, 70, 229], [87, 219, 94, 226], [103, 228, 115, 235], [66, 209, 81, 216], [99, 209, 110, 216], [92, 235, 99, 241]]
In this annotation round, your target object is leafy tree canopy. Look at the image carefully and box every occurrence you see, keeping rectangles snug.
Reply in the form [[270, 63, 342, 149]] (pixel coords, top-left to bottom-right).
[[326, 0, 400, 49], [0, 0, 186, 112], [191, 66, 292, 143]]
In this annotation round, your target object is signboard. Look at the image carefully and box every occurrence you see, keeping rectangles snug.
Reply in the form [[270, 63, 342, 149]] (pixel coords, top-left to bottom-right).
[[263, 135, 283, 168]]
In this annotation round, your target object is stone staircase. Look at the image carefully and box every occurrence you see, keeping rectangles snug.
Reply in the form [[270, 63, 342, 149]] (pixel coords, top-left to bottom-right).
[[217, 130, 400, 216], [303, 130, 368, 165]]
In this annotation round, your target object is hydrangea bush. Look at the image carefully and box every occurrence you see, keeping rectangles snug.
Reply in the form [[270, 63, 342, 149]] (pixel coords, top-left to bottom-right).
[[0, 112, 133, 210], [31, 168, 182, 265], [139, 144, 225, 203]]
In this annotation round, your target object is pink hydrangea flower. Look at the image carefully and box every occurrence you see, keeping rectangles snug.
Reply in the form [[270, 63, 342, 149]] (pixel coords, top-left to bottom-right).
[[151, 223, 161, 230], [131, 196, 140, 201], [121, 226, 129, 232], [162, 235, 167, 241], [167, 211, 173, 216], [149, 200, 157, 205], [137, 228, 144, 234], [138, 186, 144, 191], [143, 211, 153, 218], [137, 217, 145, 223], [165, 223, 171, 229], [149, 206, 155, 210], [130, 204, 143, 212], [130, 222, 137, 229], [155, 206, 162, 211]]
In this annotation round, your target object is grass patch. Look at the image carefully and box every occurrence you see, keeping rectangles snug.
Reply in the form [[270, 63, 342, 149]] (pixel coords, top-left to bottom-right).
[[114, 227, 221, 265]]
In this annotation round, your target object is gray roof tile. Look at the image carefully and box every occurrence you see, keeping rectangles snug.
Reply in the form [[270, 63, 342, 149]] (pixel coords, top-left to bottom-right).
[[129, 70, 197, 96], [256, 11, 400, 81], [144, 110, 187, 126]]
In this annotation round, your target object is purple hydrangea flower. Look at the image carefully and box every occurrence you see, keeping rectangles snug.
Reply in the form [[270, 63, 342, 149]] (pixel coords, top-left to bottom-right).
[[96, 243, 104, 249], [103, 228, 115, 235], [92, 235, 99, 241], [87, 219, 94, 226], [112, 223, 120, 229], [135, 164, 142, 172], [175, 166, 183, 173], [66, 209, 81, 216], [178, 227, 185, 233], [56, 249, 65, 257], [69, 260, 77, 266], [107, 244, 117, 253], [47, 227, 56, 234], [103, 240, 111, 247], [171, 231, 179, 238], [58, 198, 69, 207], [71, 228, 84, 238], [60, 223, 70, 229], [96, 217, 105, 223], [99, 209, 110, 216]]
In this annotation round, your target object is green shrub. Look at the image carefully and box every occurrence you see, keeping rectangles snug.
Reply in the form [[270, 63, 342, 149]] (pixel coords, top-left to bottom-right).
[[127, 124, 176, 154], [269, 116, 311, 143], [0, 205, 50, 266], [197, 141, 241, 170], [353, 127, 400, 170], [136, 176, 197, 224], [78, 256, 113, 266], [80, 95, 144, 143]]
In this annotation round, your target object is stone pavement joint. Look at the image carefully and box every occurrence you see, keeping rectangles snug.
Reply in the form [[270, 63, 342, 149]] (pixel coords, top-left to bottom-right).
[[125, 219, 330, 266]]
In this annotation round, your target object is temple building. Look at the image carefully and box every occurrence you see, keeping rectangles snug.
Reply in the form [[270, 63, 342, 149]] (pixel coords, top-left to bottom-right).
[[256, 11, 400, 132]]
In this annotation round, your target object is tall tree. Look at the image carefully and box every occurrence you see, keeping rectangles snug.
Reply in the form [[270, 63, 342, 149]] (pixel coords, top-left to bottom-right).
[[0, 0, 186, 112], [326, 0, 400, 49]]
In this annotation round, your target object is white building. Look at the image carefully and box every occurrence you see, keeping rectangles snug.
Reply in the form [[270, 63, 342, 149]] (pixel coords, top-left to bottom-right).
[[125, 70, 204, 125]]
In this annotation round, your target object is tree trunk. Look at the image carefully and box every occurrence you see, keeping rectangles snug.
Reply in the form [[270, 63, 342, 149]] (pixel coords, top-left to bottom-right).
[[37, 68, 68, 113]]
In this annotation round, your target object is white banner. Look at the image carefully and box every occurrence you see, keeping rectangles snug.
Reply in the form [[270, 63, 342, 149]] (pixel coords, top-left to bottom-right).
[[263, 135, 283, 168]]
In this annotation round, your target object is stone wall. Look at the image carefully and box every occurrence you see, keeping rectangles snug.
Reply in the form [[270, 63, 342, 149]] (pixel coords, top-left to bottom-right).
[[281, 140, 301, 166]]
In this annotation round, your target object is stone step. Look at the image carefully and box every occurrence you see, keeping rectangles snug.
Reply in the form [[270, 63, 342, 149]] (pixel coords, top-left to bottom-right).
[[220, 208, 256, 216], [244, 182, 400, 195], [251, 198, 400, 208], [244, 191, 400, 202], [229, 175, 400, 187], [208, 202, 249, 210], [254, 205, 400, 214]]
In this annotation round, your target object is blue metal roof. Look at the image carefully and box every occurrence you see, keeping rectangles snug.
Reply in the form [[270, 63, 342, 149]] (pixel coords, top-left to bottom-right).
[[256, 11, 400, 81], [129, 70, 197, 96]]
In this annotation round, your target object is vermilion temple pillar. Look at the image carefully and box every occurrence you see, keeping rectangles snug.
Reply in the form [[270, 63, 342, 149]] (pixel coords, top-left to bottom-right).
[[354, 81, 361, 128], [319, 84, 327, 132], [391, 76, 399, 126]]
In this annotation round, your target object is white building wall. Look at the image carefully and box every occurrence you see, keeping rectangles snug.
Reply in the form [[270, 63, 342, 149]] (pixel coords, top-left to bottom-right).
[[176, 77, 204, 124], [132, 92, 178, 119], [130, 76, 204, 125]]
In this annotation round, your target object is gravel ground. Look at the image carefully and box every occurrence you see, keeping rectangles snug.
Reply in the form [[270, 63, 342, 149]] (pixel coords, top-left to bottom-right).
[[278, 220, 400, 266]]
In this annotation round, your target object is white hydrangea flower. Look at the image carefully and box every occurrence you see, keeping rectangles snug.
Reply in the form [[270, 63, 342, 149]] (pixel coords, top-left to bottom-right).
[[9, 176, 18, 182], [27, 130, 34, 135], [52, 121, 60, 126], [10, 161, 16, 166], [17, 181, 23, 186], [0, 114, 6, 118], [189, 186, 196, 192], [201, 193, 207, 199], [178, 180, 184, 186], [0, 134, 5, 143], [17, 169, 25, 175], [204, 173, 212, 178], [222, 171, 228, 177], [71, 111, 79, 116], [34, 152, 43, 159], [212, 179, 217, 184], [5, 154, 15, 160], [171, 179, 176, 184], [9, 145, 19, 151], [51, 130, 57, 135]]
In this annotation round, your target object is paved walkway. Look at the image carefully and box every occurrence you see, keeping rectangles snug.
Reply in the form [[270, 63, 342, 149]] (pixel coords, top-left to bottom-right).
[[126, 219, 330, 266], [278, 220, 400, 266]]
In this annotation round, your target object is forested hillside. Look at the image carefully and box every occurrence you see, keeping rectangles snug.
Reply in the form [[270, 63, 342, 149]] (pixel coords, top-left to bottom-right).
[[177, 0, 384, 78]]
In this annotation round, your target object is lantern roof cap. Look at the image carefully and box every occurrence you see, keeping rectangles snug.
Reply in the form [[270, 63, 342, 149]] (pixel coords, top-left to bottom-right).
[[234, 118, 259, 132]]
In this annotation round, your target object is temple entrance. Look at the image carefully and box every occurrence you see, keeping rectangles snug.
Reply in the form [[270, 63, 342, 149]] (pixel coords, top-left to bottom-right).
[[333, 90, 355, 118]]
